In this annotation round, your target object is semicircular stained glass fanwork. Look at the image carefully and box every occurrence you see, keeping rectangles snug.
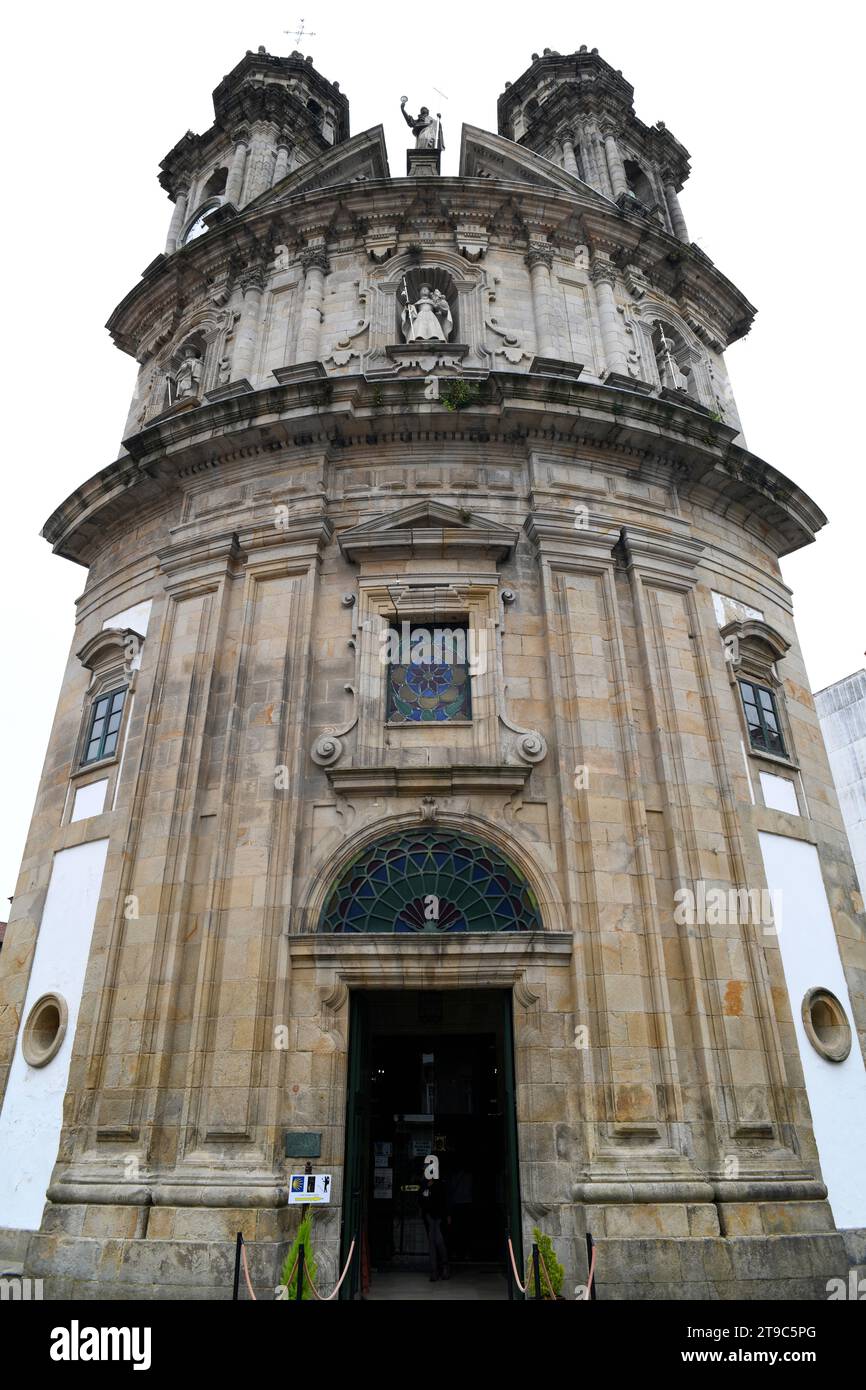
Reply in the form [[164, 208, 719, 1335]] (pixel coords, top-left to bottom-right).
[[319, 830, 542, 934]]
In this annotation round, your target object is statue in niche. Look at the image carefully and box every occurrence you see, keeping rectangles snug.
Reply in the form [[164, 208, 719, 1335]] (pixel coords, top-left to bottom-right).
[[654, 328, 689, 392], [400, 97, 444, 150], [174, 345, 203, 400], [400, 281, 453, 342]]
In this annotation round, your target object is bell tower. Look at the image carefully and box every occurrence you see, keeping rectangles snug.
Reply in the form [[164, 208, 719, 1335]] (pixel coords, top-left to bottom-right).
[[159, 45, 350, 254], [498, 45, 691, 242]]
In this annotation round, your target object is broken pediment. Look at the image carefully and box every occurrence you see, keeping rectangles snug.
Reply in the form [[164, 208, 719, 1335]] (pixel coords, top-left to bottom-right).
[[459, 125, 614, 208], [246, 127, 390, 209], [338, 500, 519, 562]]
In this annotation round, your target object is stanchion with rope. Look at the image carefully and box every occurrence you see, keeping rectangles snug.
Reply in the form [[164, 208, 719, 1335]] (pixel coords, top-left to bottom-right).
[[506, 1236, 527, 1295], [233, 1231, 358, 1302], [584, 1231, 597, 1301]]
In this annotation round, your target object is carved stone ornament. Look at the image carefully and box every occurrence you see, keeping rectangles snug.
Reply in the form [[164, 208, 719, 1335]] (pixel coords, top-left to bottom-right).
[[300, 245, 331, 276], [310, 684, 358, 767], [526, 241, 554, 272]]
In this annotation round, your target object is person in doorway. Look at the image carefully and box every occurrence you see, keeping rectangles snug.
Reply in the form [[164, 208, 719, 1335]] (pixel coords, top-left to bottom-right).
[[419, 1166, 450, 1282]]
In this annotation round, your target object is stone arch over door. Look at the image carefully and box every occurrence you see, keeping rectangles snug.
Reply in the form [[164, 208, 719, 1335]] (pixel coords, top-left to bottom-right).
[[298, 811, 566, 936]]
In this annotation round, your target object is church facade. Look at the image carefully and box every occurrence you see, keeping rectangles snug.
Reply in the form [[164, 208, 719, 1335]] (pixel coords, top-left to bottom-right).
[[1, 44, 865, 1300]]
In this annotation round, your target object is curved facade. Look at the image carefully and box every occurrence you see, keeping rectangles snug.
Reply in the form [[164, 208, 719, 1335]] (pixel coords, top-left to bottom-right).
[[1, 44, 865, 1301]]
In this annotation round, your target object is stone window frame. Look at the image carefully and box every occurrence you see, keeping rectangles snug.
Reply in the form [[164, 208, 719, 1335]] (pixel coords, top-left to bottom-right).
[[68, 627, 142, 811], [721, 617, 799, 773], [801, 987, 852, 1063], [355, 579, 501, 763], [21, 991, 68, 1068]]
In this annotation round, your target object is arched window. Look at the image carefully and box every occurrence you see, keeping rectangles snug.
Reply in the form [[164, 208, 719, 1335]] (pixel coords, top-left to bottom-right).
[[181, 199, 221, 246], [318, 830, 542, 933], [202, 166, 228, 199], [624, 160, 655, 207]]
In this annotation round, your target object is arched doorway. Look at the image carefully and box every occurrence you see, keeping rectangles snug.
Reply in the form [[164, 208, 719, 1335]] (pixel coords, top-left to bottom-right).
[[320, 829, 539, 1299]]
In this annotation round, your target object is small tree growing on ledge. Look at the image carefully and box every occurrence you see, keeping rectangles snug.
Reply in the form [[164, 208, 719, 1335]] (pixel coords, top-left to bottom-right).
[[441, 379, 480, 411]]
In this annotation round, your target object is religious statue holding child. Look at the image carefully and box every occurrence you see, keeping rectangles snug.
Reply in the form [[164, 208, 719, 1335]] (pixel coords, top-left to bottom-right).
[[400, 282, 453, 343]]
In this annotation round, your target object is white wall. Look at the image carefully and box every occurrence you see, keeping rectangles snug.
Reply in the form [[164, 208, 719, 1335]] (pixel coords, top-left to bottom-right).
[[0, 838, 109, 1231], [759, 830, 866, 1228]]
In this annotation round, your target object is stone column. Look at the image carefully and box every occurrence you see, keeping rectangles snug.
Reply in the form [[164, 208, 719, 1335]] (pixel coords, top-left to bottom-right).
[[231, 267, 266, 381], [272, 143, 291, 185], [295, 247, 330, 363], [579, 128, 602, 191], [590, 257, 628, 378], [664, 182, 690, 243], [165, 190, 188, 255], [603, 131, 629, 199], [526, 242, 557, 358], [224, 139, 249, 206], [245, 129, 276, 203], [561, 132, 579, 177]]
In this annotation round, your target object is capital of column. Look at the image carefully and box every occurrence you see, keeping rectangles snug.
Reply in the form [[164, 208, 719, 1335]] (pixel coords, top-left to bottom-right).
[[299, 246, 330, 276], [589, 256, 617, 288], [526, 241, 554, 272], [238, 264, 268, 295]]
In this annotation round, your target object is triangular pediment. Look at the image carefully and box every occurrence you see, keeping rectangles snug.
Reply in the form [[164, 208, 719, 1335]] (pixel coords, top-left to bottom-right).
[[339, 500, 519, 561], [459, 125, 614, 208], [248, 126, 390, 209]]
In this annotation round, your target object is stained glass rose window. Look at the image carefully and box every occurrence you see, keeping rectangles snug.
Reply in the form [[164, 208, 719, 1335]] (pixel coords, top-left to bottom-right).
[[386, 623, 471, 723]]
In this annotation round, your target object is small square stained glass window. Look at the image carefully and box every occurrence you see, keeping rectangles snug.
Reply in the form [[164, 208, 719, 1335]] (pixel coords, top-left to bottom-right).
[[386, 623, 471, 724], [81, 687, 127, 765], [738, 679, 785, 756]]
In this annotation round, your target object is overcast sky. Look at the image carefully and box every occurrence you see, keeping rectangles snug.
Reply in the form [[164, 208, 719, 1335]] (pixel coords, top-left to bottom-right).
[[1, 1, 862, 906]]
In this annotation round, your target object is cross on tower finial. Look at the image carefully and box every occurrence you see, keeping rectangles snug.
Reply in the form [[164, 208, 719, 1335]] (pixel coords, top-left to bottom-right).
[[284, 17, 317, 45]]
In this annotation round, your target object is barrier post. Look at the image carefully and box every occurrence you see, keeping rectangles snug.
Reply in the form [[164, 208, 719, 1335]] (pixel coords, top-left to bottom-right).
[[532, 1242, 542, 1300], [232, 1232, 242, 1301], [586, 1231, 597, 1301]]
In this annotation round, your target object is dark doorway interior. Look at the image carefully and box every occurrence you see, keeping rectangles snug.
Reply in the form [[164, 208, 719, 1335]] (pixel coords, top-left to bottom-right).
[[341, 989, 521, 1299]]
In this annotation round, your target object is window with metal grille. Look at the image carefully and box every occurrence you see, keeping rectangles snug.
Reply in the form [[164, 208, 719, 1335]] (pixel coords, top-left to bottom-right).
[[81, 687, 127, 765], [739, 679, 785, 757]]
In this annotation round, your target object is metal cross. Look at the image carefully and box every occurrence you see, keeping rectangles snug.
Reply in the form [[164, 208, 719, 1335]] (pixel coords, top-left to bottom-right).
[[285, 17, 317, 45]]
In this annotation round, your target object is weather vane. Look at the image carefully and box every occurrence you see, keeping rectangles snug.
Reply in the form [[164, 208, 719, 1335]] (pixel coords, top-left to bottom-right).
[[285, 17, 317, 45]]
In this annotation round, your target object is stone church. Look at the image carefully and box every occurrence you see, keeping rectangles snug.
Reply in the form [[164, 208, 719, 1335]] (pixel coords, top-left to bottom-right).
[[1, 42, 864, 1300]]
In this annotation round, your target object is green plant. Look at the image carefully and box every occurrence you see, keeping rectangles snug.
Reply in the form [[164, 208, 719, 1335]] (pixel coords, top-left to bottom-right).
[[441, 379, 479, 411], [280, 1212, 318, 1300], [525, 1227, 565, 1299]]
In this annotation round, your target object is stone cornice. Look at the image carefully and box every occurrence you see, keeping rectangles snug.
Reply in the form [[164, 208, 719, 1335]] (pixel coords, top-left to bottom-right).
[[41, 371, 826, 568], [325, 764, 533, 796], [107, 166, 755, 361]]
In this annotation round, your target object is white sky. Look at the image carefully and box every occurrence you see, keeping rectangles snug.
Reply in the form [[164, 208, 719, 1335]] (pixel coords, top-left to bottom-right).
[[1, 1, 863, 906]]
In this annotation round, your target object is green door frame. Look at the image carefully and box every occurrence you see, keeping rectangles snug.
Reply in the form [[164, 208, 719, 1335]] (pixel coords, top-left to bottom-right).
[[340, 991, 371, 1300], [339, 987, 523, 1299]]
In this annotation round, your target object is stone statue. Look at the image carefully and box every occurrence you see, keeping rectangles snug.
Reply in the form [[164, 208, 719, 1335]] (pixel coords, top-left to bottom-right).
[[655, 329, 688, 392], [174, 346, 202, 400], [400, 282, 453, 343], [400, 97, 443, 150]]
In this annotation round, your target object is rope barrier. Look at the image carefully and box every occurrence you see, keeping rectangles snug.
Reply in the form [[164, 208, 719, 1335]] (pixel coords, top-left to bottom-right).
[[240, 1240, 257, 1301], [302, 1237, 357, 1301], [506, 1237, 527, 1294], [584, 1240, 596, 1301]]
